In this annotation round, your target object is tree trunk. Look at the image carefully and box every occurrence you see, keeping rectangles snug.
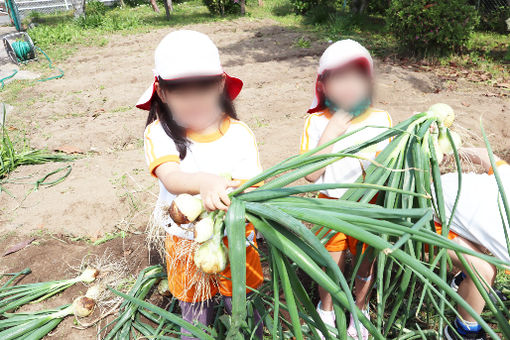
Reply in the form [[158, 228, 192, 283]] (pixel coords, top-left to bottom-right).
[[240, 0, 245, 15], [150, 0, 160, 13], [72, 0, 86, 17], [119, 0, 125, 7], [351, 0, 368, 14], [163, 0, 172, 20], [258, 0, 263, 6]]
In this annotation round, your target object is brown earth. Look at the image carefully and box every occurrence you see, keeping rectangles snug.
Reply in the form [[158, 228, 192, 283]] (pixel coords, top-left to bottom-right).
[[0, 17, 509, 339]]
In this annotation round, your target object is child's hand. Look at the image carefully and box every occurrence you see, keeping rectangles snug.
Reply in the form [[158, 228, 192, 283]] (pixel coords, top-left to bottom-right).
[[328, 110, 352, 136], [198, 173, 240, 211]]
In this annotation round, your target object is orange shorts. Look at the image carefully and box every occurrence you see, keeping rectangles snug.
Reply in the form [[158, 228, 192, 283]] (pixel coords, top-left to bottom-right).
[[434, 221, 458, 240], [315, 193, 374, 255], [165, 223, 264, 303]]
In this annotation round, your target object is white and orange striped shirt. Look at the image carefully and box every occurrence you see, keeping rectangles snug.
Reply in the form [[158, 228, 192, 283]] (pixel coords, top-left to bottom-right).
[[300, 107, 392, 198], [144, 115, 263, 239]]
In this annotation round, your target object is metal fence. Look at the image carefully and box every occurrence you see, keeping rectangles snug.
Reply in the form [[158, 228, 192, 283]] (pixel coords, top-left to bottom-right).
[[476, 0, 509, 11], [0, 0, 117, 19]]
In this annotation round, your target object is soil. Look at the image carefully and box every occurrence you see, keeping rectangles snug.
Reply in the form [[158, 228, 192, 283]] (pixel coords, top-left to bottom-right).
[[0, 17, 509, 339]]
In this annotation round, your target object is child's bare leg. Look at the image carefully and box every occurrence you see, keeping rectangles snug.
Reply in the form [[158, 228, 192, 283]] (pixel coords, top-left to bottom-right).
[[447, 237, 497, 322], [179, 299, 215, 340], [353, 256, 376, 310], [319, 250, 347, 311]]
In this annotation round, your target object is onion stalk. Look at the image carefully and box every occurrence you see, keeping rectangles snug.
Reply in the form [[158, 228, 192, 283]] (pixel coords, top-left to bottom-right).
[[101, 265, 165, 340], [0, 267, 98, 313]]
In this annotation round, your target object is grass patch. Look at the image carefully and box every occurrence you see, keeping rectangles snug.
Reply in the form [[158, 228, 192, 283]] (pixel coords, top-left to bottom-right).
[[9, 0, 508, 83], [25, 0, 241, 61]]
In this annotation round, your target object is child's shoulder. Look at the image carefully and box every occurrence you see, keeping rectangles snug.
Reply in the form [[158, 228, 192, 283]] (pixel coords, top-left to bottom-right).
[[228, 118, 257, 142], [144, 120, 171, 141], [367, 107, 392, 126], [305, 110, 332, 125]]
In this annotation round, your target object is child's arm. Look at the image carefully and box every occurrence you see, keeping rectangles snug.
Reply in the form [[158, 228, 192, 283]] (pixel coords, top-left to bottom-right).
[[155, 162, 240, 211], [305, 111, 351, 182], [460, 147, 502, 173]]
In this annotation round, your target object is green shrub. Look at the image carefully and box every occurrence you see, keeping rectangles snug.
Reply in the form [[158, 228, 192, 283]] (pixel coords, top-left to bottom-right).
[[202, 0, 242, 15], [365, 0, 390, 14], [478, 5, 510, 33], [386, 0, 479, 56], [290, 0, 320, 14], [86, 0, 108, 15], [303, 2, 337, 23]]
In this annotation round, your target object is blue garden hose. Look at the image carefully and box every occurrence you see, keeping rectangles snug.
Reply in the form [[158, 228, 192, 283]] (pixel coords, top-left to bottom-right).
[[0, 40, 64, 90], [0, 69, 18, 90]]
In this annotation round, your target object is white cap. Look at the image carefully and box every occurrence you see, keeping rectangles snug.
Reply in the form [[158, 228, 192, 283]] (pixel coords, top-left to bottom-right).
[[308, 39, 373, 113], [136, 30, 242, 111]]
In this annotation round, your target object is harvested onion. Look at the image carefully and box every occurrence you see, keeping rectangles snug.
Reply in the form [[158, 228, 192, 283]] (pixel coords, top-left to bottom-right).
[[71, 296, 96, 317], [194, 213, 228, 274], [438, 129, 462, 155], [169, 194, 204, 225], [194, 239, 228, 274], [77, 267, 100, 283], [157, 279, 171, 296], [194, 215, 215, 243], [427, 103, 455, 128]]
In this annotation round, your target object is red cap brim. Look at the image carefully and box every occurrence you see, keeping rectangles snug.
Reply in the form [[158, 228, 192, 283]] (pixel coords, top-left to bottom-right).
[[136, 73, 243, 111]]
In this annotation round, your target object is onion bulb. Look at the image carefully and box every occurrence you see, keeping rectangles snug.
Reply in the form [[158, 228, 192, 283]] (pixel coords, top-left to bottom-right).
[[194, 215, 214, 243], [438, 130, 462, 155], [77, 268, 99, 283], [194, 239, 228, 274], [427, 103, 455, 128], [157, 279, 171, 296], [71, 296, 96, 317], [169, 194, 204, 225]]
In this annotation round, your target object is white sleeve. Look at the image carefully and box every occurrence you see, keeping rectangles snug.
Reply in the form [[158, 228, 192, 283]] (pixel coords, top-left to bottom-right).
[[300, 115, 321, 153], [144, 121, 180, 176], [231, 124, 263, 185]]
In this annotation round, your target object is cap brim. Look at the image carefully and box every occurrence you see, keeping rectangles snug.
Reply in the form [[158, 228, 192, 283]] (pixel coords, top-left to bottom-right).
[[224, 73, 243, 101], [136, 73, 243, 111]]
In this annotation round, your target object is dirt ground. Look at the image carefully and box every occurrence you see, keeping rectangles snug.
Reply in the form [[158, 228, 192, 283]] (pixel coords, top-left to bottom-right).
[[0, 17, 509, 339]]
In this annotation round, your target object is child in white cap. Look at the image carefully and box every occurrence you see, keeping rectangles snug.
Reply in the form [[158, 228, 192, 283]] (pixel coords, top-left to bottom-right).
[[300, 39, 392, 340], [137, 30, 263, 339]]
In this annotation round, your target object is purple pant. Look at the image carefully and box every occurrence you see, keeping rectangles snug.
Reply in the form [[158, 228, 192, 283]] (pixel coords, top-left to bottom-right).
[[179, 296, 263, 339]]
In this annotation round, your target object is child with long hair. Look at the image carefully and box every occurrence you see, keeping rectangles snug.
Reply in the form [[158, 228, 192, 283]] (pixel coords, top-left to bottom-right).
[[300, 39, 392, 340], [137, 30, 263, 339]]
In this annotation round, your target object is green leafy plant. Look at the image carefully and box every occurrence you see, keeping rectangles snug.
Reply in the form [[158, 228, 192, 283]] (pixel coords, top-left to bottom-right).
[[289, 0, 328, 14], [386, 0, 479, 56], [202, 0, 243, 15]]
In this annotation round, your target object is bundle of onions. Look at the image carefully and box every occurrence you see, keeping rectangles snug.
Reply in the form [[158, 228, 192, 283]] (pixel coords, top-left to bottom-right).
[[169, 196, 228, 274], [0, 286, 99, 340], [136, 103, 509, 339], [0, 267, 99, 314]]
